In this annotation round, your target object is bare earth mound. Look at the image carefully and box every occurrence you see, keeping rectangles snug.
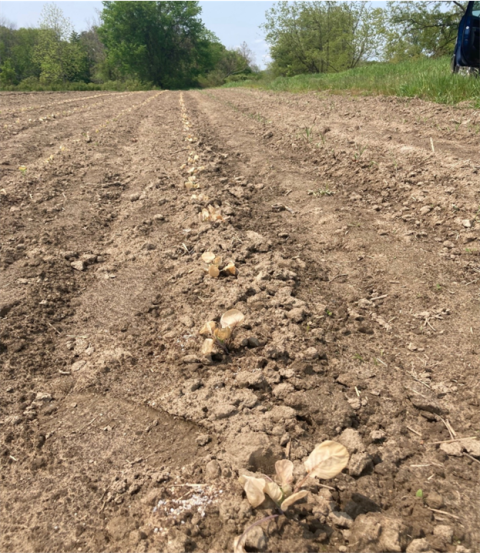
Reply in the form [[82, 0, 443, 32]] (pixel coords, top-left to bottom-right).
[[1, 89, 479, 552]]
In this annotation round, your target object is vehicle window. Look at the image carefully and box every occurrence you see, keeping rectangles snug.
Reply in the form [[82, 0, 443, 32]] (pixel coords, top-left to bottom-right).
[[473, 1, 480, 17]]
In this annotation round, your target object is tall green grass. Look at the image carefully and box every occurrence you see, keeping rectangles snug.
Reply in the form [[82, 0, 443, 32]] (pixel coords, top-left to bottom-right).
[[224, 57, 480, 107]]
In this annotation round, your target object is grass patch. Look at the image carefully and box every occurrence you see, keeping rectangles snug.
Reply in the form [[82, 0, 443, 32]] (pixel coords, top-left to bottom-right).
[[223, 57, 480, 107]]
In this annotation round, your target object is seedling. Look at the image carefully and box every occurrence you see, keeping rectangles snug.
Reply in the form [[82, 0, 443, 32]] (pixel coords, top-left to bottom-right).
[[234, 441, 349, 553], [18, 166, 27, 175], [302, 127, 314, 143], [199, 309, 245, 356], [415, 489, 423, 499], [308, 187, 334, 197]]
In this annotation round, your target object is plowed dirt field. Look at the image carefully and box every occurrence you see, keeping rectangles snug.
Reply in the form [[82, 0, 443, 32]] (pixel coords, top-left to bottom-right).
[[1, 89, 479, 553]]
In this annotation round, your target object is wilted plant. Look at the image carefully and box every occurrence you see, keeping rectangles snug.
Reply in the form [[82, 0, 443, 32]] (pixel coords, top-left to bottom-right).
[[201, 205, 224, 222], [201, 252, 237, 278], [233, 441, 349, 553], [199, 309, 245, 356]]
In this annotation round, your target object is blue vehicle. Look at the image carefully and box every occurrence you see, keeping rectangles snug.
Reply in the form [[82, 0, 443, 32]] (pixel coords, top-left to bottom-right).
[[452, 1, 480, 73]]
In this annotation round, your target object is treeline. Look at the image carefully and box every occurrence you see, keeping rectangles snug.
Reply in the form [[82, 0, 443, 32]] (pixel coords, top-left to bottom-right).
[[0, 1, 257, 91], [0, 1, 468, 91], [263, 1, 467, 77]]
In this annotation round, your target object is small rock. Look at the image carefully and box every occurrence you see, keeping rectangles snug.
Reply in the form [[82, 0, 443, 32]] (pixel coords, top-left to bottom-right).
[[236, 371, 266, 389], [426, 491, 443, 509], [348, 397, 362, 410], [182, 354, 200, 364], [205, 460, 221, 480], [196, 434, 211, 447], [130, 193, 140, 202], [36, 392, 52, 402], [420, 206, 432, 216], [153, 214, 165, 221], [462, 219, 471, 228], [349, 514, 410, 552], [247, 337, 261, 348], [456, 545, 471, 553], [81, 254, 97, 265], [304, 347, 319, 360], [244, 526, 267, 551], [272, 383, 295, 398], [349, 452, 373, 477], [443, 240, 455, 249], [71, 260, 85, 271], [71, 360, 87, 372], [167, 532, 188, 553], [329, 511, 354, 529], [225, 432, 283, 473], [433, 524, 453, 544], [463, 233, 476, 244], [213, 403, 237, 420], [338, 428, 365, 453], [142, 242, 156, 251], [129, 530, 147, 544], [406, 538, 431, 553], [370, 430, 386, 442], [440, 441, 463, 457], [287, 307, 306, 323], [268, 405, 297, 422], [461, 438, 480, 457], [278, 232, 289, 239]]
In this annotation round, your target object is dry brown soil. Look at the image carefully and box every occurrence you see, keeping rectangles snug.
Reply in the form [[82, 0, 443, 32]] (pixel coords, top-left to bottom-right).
[[1, 88, 479, 553]]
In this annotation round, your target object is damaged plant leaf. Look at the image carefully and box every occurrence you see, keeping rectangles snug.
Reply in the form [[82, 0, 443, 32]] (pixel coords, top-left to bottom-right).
[[201, 252, 216, 264], [201, 338, 214, 356], [304, 440, 349, 480], [220, 309, 245, 329]]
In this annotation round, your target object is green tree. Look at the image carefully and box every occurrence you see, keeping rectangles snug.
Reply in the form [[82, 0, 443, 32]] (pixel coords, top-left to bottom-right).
[[98, 1, 219, 88], [34, 3, 87, 83], [382, 1, 468, 61], [263, 1, 383, 77]]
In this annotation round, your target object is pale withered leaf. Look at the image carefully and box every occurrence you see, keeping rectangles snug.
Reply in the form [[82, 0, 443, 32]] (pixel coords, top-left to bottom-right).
[[275, 459, 294, 487], [280, 490, 308, 512], [242, 476, 266, 508], [264, 481, 283, 504], [208, 265, 220, 278], [214, 326, 232, 342], [201, 338, 214, 356], [304, 440, 349, 480], [199, 321, 217, 336], [222, 262, 237, 276], [201, 252, 216, 264], [220, 309, 245, 329], [213, 256, 223, 266]]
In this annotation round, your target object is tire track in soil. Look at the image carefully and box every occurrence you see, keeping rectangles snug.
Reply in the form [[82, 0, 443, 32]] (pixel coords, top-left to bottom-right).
[[0, 88, 479, 553]]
